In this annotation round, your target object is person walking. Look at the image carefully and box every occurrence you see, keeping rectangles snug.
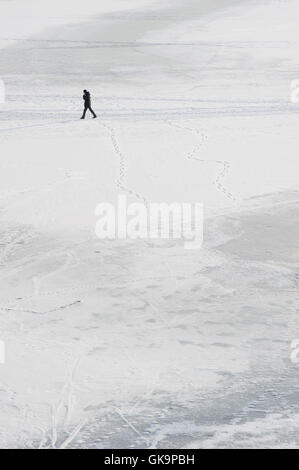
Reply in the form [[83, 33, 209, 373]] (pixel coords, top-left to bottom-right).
[[81, 89, 97, 119]]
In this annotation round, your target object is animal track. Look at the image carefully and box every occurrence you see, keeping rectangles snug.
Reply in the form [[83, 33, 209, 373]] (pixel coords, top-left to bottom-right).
[[165, 120, 236, 201], [99, 119, 149, 207]]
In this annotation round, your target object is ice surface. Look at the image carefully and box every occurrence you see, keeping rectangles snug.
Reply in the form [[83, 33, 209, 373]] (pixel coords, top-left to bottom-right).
[[0, 0, 299, 448]]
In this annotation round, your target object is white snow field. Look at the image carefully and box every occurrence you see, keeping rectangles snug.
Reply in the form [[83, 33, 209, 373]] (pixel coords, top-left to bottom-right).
[[0, 0, 299, 448]]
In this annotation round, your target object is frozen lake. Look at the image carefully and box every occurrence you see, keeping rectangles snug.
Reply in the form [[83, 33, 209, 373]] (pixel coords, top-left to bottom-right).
[[0, 0, 299, 448]]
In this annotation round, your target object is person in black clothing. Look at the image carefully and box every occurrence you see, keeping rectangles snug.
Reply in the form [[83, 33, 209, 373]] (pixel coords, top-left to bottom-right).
[[81, 89, 97, 119]]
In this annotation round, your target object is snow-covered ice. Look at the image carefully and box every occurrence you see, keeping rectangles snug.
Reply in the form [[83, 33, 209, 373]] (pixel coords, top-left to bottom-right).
[[0, 0, 299, 448]]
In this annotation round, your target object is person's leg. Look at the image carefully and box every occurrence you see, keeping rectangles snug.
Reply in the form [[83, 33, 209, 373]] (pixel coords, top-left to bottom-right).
[[81, 107, 87, 119], [88, 106, 97, 118]]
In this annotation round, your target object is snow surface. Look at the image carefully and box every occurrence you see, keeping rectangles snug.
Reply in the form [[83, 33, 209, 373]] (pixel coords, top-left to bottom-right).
[[0, 0, 299, 448]]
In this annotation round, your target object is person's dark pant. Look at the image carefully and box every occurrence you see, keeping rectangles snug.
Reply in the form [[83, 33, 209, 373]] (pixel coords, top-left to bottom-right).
[[81, 105, 96, 118]]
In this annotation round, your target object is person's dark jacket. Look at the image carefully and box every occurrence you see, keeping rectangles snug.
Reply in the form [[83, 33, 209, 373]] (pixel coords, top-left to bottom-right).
[[83, 91, 91, 107]]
